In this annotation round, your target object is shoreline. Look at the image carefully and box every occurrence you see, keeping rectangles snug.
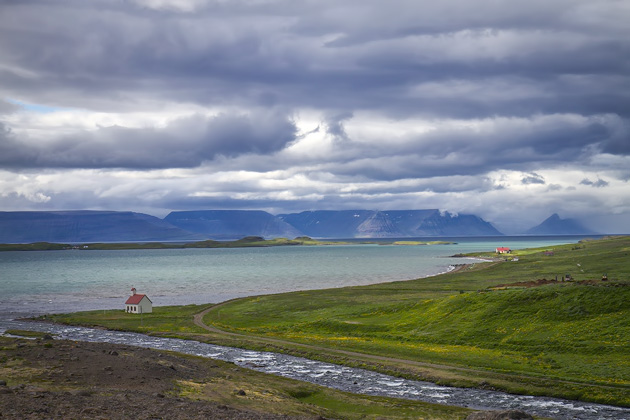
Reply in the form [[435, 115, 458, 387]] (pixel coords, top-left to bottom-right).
[[0, 250, 479, 320], [0, 258, 475, 321]]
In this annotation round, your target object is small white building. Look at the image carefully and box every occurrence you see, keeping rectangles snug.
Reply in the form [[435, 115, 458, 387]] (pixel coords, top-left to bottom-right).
[[124, 288, 152, 314]]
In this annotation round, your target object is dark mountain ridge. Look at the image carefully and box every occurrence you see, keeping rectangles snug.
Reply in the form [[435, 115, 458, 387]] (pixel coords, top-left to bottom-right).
[[164, 210, 302, 240], [525, 213, 597, 235], [0, 209, 503, 243], [0, 211, 204, 243], [278, 209, 502, 238]]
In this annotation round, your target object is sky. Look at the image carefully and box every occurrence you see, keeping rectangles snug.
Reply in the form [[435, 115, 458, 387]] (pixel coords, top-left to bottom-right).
[[1, 0, 629, 234]]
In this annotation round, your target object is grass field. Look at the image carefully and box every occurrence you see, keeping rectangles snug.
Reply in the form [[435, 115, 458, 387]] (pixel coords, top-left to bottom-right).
[[47, 304, 212, 334], [201, 235, 630, 405], [48, 235, 630, 408]]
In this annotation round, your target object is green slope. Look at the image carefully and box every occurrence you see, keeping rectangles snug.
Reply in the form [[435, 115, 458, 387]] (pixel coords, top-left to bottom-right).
[[47, 236, 630, 407], [204, 236, 630, 405]]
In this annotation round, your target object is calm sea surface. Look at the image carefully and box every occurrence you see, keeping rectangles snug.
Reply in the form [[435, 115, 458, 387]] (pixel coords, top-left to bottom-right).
[[0, 236, 592, 318]]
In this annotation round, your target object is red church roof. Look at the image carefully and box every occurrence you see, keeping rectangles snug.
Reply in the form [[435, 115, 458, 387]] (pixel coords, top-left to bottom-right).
[[125, 294, 150, 305]]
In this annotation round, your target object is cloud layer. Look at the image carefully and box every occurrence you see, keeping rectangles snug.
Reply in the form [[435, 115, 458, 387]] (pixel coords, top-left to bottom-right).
[[1, 0, 629, 233]]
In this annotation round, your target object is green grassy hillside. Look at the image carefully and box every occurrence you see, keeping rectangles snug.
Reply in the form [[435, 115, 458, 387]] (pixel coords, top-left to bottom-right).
[[48, 236, 630, 407], [204, 236, 630, 405]]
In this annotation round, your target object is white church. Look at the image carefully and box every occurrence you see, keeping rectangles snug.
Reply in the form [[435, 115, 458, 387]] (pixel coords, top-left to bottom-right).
[[124, 288, 152, 314]]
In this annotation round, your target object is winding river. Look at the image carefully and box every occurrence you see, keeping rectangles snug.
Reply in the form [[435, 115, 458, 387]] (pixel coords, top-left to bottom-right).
[[2, 318, 629, 420]]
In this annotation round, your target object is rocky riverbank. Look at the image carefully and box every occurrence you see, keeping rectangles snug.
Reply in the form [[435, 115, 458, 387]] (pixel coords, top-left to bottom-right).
[[0, 334, 540, 420], [0, 336, 308, 420]]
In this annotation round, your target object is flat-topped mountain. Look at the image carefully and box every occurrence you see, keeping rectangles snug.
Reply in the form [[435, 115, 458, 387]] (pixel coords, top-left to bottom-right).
[[412, 211, 503, 236], [277, 210, 382, 238], [164, 210, 302, 240], [279, 209, 502, 238], [0, 209, 503, 243], [0, 211, 204, 243], [525, 213, 596, 235]]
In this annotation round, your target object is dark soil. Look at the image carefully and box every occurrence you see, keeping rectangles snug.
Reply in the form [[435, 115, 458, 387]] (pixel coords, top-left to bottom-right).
[[0, 337, 310, 420]]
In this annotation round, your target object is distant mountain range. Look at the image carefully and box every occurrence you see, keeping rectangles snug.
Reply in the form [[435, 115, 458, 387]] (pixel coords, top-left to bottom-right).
[[0, 209, 504, 243], [0, 209, 599, 243], [0, 211, 205, 243], [278, 210, 502, 238], [164, 210, 302, 240], [525, 213, 596, 235]]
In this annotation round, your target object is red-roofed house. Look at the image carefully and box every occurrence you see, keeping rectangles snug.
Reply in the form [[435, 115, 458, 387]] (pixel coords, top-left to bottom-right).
[[495, 247, 511, 254], [125, 288, 152, 314]]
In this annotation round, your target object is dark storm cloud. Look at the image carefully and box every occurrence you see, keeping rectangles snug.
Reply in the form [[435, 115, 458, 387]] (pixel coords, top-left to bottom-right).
[[0, 111, 296, 169], [580, 178, 609, 188], [195, 110, 624, 182], [1, 0, 629, 228], [1, 0, 629, 119], [598, 118, 630, 155], [315, 114, 618, 181], [325, 112, 353, 141], [521, 173, 546, 185]]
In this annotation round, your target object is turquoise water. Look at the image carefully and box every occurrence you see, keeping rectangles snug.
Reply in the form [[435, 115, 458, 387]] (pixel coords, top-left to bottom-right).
[[0, 236, 590, 317]]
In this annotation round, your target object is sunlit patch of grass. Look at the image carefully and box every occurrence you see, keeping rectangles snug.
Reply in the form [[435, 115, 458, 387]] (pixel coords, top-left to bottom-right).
[[47, 304, 213, 335]]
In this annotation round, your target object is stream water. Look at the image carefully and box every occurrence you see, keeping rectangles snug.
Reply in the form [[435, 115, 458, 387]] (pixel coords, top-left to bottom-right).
[[2, 319, 628, 420]]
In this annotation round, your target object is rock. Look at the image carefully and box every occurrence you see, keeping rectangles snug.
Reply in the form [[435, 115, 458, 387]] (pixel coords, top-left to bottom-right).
[[466, 410, 534, 420], [478, 381, 496, 390], [71, 389, 93, 397], [0, 380, 7, 386], [42, 334, 54, 340]]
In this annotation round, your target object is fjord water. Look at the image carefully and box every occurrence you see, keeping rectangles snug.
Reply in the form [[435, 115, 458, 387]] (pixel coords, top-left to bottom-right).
[[0, 236, 588, 318]]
